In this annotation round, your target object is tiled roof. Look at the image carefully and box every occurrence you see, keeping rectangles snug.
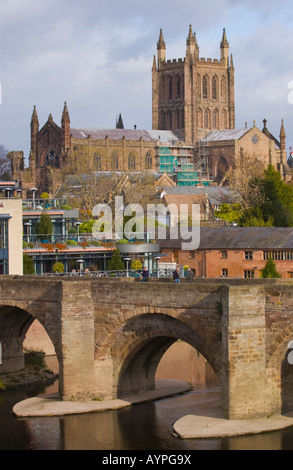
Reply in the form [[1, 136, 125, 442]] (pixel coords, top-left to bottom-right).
[[70, 128, 180, 143], [200, 129, 249, 142], [163, 193, 209, 213], [159, 227, 293, 250], [23, 246, 114, 254]]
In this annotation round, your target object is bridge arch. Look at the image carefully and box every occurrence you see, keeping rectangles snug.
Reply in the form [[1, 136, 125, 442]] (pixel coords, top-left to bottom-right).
[[109, 313, 221, 398], [266, 324, 293, 414], [0, 302, 61, 374]]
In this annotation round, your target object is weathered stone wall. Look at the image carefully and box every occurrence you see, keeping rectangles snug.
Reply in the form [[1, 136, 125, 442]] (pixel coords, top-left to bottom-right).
[[1, 277, 293, 419]]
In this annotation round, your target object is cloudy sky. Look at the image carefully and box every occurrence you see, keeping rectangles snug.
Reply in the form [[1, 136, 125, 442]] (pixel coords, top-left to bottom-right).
[[1, 0, 293, 161]]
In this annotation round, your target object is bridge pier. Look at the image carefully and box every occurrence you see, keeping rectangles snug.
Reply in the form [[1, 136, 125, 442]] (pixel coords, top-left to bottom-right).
[[59, 282, 96, 401], [221, 284, 271, 419]]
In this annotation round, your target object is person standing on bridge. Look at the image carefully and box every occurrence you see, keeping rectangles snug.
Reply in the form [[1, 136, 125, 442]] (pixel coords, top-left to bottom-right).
[[187, 268, 194, 283], [141, 266, 149, 282], [173, 267, 180, 283]]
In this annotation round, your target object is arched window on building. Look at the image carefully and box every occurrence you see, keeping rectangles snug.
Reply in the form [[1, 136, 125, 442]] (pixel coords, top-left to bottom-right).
[[198, 108, 203, 128], [145, 152, 152, 170], [203, 75, 208, 99], [128, 152, 136, 170], [197, 74, 201, 98], [94, 153, 102, 170], [168, 76, 173, 100], [111, 152, 119, 170], [204, 108, 210, 129], [217, 156, 229, 183], [160, 110, 165, 130], [176, 110, 181, 129], [221, 109, 228, 128], [213, 109, 219, 129], [177, 76, 181, 98], [45, 149, 60, 168], [221, 76, 226, 100], [212, 75, 218, 100]]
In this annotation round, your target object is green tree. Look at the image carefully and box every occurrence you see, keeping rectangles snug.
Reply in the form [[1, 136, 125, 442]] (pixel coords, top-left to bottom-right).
[[261, 258, 281, 278], [107, 250, 125, 271], [36, 212, 53, 236], [260, 165, 293, 227], [238, 207, 274, 227], [215, 203, 242, 224], [23, 254, 35, 274]]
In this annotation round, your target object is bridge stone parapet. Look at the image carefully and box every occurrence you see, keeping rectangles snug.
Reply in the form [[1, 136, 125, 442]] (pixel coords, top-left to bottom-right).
[[0, 276, 293, 419]]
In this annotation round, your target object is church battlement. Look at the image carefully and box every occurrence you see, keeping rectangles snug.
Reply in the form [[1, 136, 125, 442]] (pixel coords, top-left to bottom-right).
[[152, 25, 235, 144]]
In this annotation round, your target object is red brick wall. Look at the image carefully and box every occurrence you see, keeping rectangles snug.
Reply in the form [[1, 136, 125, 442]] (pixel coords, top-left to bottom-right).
[[160, 248, 293, 278]]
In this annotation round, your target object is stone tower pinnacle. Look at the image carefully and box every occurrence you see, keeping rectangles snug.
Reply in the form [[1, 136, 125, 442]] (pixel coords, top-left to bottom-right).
[[157, 29, 166, 67], [186, 24, 199, 63], [220, 28, 229, 65]]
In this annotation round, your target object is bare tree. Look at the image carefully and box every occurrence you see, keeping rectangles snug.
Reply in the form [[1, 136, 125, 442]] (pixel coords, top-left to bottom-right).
[[58, 146, 158, 218], [0, 145, 12, 181], [224, 155, 266, 209]]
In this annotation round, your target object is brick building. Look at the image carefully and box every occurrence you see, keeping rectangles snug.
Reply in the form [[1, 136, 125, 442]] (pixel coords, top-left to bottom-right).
[[159, 227, 293, 279]]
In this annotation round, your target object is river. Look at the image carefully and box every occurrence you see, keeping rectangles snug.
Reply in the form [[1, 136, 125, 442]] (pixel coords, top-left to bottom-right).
[[1, 342, 293, 450]]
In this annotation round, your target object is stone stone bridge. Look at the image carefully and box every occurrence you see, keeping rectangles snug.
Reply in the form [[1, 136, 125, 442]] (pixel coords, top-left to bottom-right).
[[1, 276, 293, 420]]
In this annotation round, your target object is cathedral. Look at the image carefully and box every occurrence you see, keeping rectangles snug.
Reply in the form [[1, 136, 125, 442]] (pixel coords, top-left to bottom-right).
[[7, 25, 291, 197]]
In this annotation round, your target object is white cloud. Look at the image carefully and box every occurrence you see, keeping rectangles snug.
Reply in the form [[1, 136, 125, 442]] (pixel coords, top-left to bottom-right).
[[1, 0, 293, 155]]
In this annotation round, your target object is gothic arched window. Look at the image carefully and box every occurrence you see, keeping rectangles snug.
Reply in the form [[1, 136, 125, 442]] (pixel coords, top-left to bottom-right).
[[198, 108, 203, 128], [197, 74, 201, 98], [204, 108, 210, 129], [213, 109, 219, 129], [221, 76, 226, 100], [222, 109, 228, 128], [111, 152, 119, 170], [177, 76, 181, 98], [128, 152, 136, 170], [203, 76, 208, 99], [145, 152, 152, 170], [168, 76, 173, 100], [94, 153, 102, 170], [45, 149, 60, 168], [212, 75, 218, 100]]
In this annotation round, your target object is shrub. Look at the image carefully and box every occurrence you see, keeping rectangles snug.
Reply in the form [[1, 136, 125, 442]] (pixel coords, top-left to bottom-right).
[[52, 262, 64, 273], [131, 260, 142, 270], [24, 348, 46, 368], [23, 254, 35, 274], [66, 239, 78, 245]]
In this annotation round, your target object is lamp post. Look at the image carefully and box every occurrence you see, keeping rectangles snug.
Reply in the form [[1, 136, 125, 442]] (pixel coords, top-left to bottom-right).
[[124, 257, 131, 277], [155, 255, 162, 278], [75, 221, 82, 243], [76, 259, 84, 275], [30, 187, 37, 210], [24, 222, 32, 243]]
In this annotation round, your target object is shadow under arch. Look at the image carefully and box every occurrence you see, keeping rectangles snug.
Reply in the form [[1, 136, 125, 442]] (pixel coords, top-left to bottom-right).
[[0, 304, 60, 374], [113, 313, 220, 398], [266, 328, 293, 415]]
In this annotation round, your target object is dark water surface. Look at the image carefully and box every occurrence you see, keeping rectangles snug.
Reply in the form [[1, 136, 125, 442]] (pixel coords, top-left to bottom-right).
[[1, 344, 293, 450], [1, 381, 293, 451]]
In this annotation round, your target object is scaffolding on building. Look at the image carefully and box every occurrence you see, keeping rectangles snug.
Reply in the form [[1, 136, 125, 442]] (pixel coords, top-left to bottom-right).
[[195, 135, 210, 179], [157, 137, 211, 186]]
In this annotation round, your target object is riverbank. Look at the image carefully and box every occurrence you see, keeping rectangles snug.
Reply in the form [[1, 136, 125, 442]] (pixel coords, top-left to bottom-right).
[[0, 365, 57, 392], [12, 379, 293, 439]]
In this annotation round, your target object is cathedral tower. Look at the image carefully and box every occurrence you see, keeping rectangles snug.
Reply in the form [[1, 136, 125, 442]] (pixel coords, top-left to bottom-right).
[[152, 26, 235, 145]]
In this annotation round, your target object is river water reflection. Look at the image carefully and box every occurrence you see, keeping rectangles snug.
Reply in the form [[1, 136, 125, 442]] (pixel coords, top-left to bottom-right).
[[1, 342, 293, 450]]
